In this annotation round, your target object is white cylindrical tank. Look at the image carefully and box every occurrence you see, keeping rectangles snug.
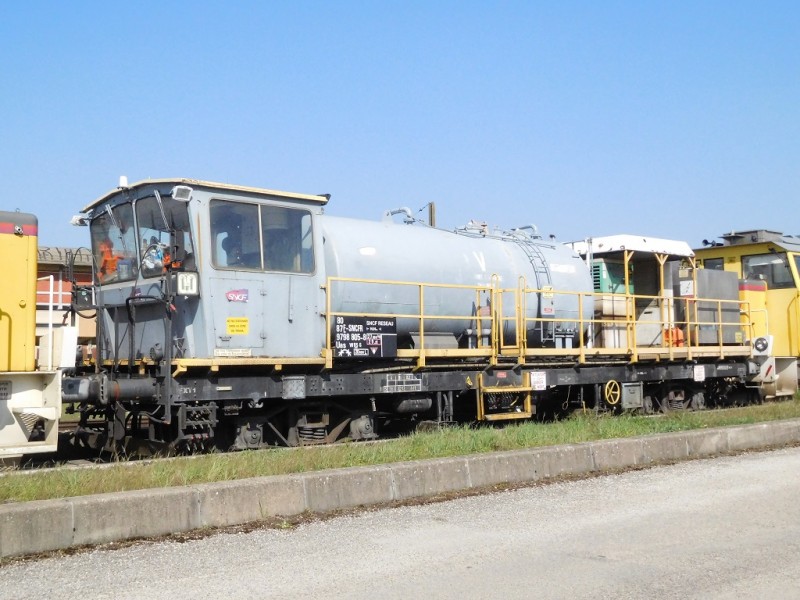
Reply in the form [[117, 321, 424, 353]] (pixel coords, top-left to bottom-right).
[[321, 216, 593, 347]]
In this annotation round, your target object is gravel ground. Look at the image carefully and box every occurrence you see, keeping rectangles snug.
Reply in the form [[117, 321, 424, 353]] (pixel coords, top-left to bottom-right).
[[2, 447, 800, 599]]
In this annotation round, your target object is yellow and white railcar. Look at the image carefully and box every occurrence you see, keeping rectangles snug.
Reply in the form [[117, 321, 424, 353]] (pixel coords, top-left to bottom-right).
[[0, 210, 72, 464], [696, 230, 800, 398]]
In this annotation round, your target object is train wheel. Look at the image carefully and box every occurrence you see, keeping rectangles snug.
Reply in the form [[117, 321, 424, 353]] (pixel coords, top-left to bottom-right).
[[604, 380, 622, 407]]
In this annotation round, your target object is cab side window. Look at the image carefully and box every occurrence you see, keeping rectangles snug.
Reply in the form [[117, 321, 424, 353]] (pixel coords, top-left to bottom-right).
[[702, 258, 724, 270], [742, 253, 794, 289], [261, 205, 314, 273], [210, 200, 261, 269], [210, 200, 314, 274]]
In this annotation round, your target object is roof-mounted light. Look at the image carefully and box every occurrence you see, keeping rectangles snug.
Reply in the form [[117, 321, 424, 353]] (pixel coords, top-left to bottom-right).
[[171, 185, 193, 201]]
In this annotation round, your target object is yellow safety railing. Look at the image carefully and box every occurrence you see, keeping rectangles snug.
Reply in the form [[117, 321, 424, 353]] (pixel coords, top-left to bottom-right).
[[513, 286, 754, 364], [325, 276, 496, 369], [324, 275, 756, 369]]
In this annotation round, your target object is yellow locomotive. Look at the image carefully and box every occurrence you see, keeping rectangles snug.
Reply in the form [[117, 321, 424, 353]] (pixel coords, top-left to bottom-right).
[[0, 210, 72, 464], [696, 230, 800, 398]]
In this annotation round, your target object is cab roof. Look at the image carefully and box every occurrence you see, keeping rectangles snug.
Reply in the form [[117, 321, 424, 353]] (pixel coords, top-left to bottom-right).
[[698, 230, 800, 254], [82, 178, 331, 213], [568, 234, 694, 259]]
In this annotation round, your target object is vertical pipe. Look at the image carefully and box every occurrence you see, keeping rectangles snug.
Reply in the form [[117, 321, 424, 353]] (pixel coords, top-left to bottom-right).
[[427, 202, 436, 228]]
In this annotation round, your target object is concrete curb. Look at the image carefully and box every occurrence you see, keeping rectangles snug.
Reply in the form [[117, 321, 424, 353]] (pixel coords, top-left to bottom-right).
[[2, 419, 799, 559]]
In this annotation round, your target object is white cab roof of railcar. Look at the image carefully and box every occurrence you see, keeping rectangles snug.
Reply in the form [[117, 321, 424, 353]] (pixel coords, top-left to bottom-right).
[[82, 178, 330, 213], [568, 235, 694, 258]]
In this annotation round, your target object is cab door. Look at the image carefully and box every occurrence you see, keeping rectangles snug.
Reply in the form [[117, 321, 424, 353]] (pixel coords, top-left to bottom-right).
[[209, 200, 325, 359], [258, 204, 324, 357]]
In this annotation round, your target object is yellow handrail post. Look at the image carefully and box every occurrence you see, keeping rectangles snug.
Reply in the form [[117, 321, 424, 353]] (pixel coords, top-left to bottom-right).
[[491, 275, 500, 366], [655, 253, 674, 362], [417, 283, 426, 368], [578, 292, 586, 364], [624, 249, 638, 361], [686, 257, 696, 361], [324, 280, 333, 369], [518, 276, 526, 363], [719, 298, 724, 352]]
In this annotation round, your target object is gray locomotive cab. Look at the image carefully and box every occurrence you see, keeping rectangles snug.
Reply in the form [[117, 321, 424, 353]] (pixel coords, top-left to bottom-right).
[[80, 180, 331, 367], [85, 183, 201, 368]]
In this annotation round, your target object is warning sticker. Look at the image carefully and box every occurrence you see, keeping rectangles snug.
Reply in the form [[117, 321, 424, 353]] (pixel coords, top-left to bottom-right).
[[214, 348, 253, 357], [693, 364, 706, 382], [530, 371, 547, 391], [226, 317, 249, 335], [334, 316, 397, 359]]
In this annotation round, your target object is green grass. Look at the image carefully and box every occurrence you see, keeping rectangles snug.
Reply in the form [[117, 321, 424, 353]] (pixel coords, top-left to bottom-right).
[[2, 398, 800, 504]]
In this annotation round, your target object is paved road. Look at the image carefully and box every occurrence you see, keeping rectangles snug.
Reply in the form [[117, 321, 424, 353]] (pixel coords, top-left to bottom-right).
[[3, 447, 800, 600]]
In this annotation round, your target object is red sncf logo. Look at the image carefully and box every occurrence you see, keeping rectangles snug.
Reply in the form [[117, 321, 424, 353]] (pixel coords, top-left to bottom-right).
[[226, 289, 249, 302]]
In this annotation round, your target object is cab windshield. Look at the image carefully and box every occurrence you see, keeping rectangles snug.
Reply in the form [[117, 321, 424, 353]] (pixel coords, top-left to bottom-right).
[[136, 196, 195, 278], [742, 253, 795, 289], [90, 196, 195, 283], [90, 204, 136, 284]]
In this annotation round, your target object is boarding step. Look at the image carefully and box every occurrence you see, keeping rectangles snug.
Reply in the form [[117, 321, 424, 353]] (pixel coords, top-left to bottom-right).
[[477, 370, 534, 421]]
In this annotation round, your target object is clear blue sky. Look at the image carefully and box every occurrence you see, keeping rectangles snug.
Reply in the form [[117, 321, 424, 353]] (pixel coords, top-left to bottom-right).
[[1, 1, 797, 249]]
